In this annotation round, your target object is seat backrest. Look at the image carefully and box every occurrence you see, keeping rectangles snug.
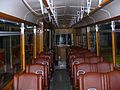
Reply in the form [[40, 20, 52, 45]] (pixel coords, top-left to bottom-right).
[[75, 62, 113, 79], [33, 58, 50, 72], [39, 53, 52, 65], [33, 58, 51, 82], [14, 73, 42, 90], [78, 72, 104, 90], [73, 62, 114, 89], [84, 52, 96, 57], [78, 71, 120, 90], [71, 59, 85, 77], [72, 56, 103, 69], [85, 56, 103, 63], [71, 56, 103, 77], [38, 53, 52, 60], [71, 57, 85, 75], [36, 55, 51, 67], [26, 64, 45, 76], [33, 57, 48, 64], [25, 64, 48, 89], [97, 62, 114, 73], [73, 63, 92, 89], [109, 71, 120, 90]]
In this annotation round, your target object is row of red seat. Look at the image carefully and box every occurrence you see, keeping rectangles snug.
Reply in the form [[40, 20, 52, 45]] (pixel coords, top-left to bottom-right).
[[73, 62, 114, 90], [78, 71, 120, 90], [67, 46, 120, 90], [13, 50, 54, 90]]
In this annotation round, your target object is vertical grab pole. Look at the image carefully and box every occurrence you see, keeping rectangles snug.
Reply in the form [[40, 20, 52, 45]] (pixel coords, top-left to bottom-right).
[[87, 27, 90, 50], [20, 23, 25, 70], [73, 28, 76, 46], [33, 26, 37, 59], [39, 22, 44, 53], [38, 27, 41, 54], [96, 25, 99, 56], [82, 33, 84, 48], [111, 21, 116, 67], [78, 35, 80, 46]]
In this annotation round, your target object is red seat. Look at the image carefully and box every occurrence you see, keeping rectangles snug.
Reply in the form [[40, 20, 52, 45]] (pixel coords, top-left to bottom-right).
[[73, 62, 113, 89], [33, 57, 50, 76], [71, 57, 84, 78], [79, 72, 103, 90], [37, 53, 53, 69], [78, 71, 120, 90], [83, 52, 96, 57], [25, 64, 48, 90], [84, 56, 103, 63], [14, 73, 42, 90], [67, 48, 89, 67], [109, 71, 120, 90], [71, 56, 103, 78], [97, 62, 114, 72]]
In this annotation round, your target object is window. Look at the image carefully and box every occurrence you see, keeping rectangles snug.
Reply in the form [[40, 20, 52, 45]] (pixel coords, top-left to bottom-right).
[[56, 34, 71, 45]]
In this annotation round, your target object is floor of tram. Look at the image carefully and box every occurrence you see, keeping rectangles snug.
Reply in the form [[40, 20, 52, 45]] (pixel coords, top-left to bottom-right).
[[50, 60, 73, 90]]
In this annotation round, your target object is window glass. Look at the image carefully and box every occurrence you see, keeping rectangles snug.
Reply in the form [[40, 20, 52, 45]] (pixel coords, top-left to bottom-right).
[[116, 32, 120, 67], [99, 23, 112, 62], [25, 30, 33, 64], [90, 31, 96, 51], [56, 34, 71, 45], [12, 35, 21, 73], [83, 33, 87, 48], [0, 20, 21, 88], [115, 21, 120, 67], [99, 21, 120, 66]]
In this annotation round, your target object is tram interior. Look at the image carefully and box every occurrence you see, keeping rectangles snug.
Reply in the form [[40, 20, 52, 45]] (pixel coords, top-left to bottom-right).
[[1, 0, 120, 90]]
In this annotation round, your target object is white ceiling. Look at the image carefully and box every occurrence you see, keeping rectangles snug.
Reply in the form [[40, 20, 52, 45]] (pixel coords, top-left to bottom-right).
[[0, 0, 118, 28], [24, 0, 100, 28], [52, 0, 99, 27]]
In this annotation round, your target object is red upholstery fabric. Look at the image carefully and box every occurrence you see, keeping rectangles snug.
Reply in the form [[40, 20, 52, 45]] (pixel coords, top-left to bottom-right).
[[33, 57, 50, 76], [71, 56, 103, 78], [73, 62, 113, 89], [78, 71, 120, 90], [14, 73, 42, 90], [25, 64, 48, 90]]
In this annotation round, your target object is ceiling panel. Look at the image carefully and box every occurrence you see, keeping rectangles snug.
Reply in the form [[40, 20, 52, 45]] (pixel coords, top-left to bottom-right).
[[53, 0, 100, 27], [25, 0, 40, 9], [23, 0, 110, 28]]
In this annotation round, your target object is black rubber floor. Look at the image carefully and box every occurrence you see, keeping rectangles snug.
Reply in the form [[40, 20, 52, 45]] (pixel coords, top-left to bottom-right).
[[50, 69, 72, 90]]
